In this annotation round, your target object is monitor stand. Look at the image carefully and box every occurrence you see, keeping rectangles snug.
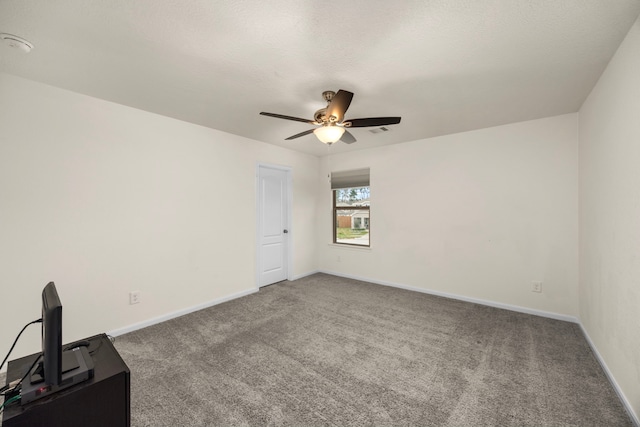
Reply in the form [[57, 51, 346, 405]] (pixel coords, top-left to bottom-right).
[[21, 346, 95, 404]]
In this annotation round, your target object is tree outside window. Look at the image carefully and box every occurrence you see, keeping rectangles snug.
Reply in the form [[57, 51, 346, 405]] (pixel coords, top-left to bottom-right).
[[333, 186, 370, 246]]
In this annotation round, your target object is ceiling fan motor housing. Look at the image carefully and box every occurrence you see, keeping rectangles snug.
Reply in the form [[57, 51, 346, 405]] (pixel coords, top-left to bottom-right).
[[314, 108, 327, 124]]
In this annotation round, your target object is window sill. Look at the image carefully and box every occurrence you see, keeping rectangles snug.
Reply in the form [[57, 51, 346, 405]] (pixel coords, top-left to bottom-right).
[[327, 243, 372, 251]]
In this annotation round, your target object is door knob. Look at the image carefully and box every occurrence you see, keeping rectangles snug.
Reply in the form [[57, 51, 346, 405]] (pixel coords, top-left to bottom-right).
[[283, 229, 288, 233]]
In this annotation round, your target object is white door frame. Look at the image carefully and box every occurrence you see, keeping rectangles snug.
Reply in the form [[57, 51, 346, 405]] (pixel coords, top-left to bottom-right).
[[256, 163, 293, 289]]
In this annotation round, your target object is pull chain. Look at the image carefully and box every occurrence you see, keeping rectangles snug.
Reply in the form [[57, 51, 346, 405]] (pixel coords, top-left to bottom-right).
[[327, 143, 332, 183]]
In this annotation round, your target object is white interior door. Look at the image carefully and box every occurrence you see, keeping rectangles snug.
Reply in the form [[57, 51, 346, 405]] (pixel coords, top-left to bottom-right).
[[258, 165, 289, 287]]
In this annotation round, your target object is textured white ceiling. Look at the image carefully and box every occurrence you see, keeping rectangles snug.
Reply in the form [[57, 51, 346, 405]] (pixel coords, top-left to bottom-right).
[[1, 1, 639, 157]]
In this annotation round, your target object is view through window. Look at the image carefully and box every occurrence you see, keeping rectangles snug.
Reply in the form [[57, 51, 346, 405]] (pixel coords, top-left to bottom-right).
[[334, 186, 370, 246]]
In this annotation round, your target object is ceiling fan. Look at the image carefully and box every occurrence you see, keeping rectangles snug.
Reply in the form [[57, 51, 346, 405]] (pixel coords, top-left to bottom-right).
[[260, 89, 401, 145]]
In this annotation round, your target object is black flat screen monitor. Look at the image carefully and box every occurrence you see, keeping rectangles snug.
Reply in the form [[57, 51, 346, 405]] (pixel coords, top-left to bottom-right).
[[42, 281, 62, 386]]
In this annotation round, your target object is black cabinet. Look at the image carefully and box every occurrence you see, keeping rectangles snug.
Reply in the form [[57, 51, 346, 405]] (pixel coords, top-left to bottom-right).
[[2, 334, 130, 427]]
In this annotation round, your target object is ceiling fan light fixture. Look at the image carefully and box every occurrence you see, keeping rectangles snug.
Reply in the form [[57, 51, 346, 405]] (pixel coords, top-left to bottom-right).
[[313, 126, 345, 144]]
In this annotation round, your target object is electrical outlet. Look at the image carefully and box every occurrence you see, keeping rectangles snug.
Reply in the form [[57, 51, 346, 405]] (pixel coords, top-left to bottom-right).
[[129, 291, 141, 305], [531, 281, 542, 293]]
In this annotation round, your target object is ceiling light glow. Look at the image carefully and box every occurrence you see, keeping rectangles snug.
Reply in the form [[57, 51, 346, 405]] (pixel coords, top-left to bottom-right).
[[313, 126, 345, 145]]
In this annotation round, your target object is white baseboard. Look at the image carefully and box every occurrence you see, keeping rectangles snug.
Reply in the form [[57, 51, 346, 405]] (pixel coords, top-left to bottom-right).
[[319, 270, 579, 323], [579, 323, 639, 427], [107, 287, 259, 337], [289, 270, 320, 281], [106, 269, 321, 337]]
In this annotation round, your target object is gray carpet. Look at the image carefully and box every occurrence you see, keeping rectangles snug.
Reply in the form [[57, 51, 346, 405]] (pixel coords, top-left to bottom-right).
[[110, 273, 632, 426]]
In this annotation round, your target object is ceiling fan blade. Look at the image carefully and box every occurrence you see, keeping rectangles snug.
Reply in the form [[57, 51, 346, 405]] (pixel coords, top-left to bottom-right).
[[285, 129, 315, 140], [340, 130, 356, 144], [260, 112, 315, 124], [345, 117, 401, 128], [325, 90, 354, 123]]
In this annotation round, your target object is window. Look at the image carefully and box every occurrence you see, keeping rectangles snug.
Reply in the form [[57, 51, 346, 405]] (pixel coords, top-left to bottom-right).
[[331, 169, 370, 247]]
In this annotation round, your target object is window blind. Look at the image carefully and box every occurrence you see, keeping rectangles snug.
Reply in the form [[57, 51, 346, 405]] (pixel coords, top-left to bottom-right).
[[330, 168, 370, 189]]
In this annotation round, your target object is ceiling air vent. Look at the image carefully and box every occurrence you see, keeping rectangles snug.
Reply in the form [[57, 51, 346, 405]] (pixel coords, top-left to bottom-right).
[[368, 127, 391, 134]]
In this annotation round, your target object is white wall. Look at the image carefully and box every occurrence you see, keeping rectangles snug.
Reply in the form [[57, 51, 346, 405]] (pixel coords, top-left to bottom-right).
[[319, 114, 579, 317], [579, 16, 640, 421], [0, 72, 319, 365]]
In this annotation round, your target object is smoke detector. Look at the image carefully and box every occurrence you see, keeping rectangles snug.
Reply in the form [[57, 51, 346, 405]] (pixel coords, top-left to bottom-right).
[[0, 33, 34, 53]]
